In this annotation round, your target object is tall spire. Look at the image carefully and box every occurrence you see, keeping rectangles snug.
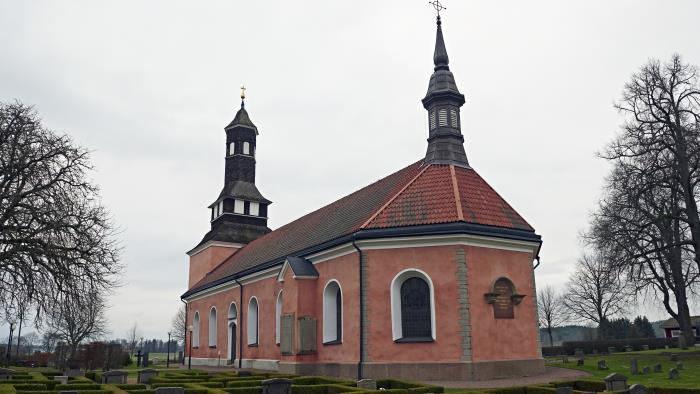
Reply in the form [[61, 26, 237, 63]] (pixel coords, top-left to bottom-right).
[[422, 5, 469, 167]]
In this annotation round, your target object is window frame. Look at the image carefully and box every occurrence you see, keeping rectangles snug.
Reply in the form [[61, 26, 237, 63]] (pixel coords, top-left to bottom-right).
[[247, 296, 259, 346], [390, 268, 436, 342], [208, 306, 217, 347], [192, 311, 201, 348], [322, 280, 343, 345]]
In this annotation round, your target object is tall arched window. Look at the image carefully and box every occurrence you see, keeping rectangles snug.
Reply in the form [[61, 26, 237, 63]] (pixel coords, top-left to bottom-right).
[[275, 290, 283, 345], [192, 311, 200, 347], [323, 280, 342, 344], [390, 269, 436, 341], [247, 297, 259, 346], [243, 142, 250, 155], [208, 307, 217, 347], [229, 142, 235, 155]]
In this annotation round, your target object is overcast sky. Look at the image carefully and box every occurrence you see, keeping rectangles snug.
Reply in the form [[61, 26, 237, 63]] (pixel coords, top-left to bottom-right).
[[2, 0, 700, 340]]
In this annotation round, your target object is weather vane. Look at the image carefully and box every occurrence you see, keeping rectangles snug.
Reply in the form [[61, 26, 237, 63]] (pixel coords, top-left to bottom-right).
[[429, 0, 445, 18]]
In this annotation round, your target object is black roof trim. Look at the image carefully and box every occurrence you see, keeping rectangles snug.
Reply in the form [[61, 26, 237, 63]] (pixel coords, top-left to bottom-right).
[[181, 222, 541, 299]]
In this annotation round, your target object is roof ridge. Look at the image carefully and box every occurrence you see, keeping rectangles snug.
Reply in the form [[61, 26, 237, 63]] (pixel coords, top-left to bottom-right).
[[450, 165, 465, 221], [360, 164, 432, 229]]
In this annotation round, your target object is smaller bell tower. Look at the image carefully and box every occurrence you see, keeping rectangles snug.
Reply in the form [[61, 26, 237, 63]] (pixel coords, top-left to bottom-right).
[[187, 88, 272, 288]]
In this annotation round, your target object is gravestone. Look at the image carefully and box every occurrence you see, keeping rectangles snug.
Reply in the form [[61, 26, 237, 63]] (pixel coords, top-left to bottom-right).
[[630, 358, 639, 375], [178, 351, 183, 363], [562, 355, 569, 363], [135, 350, 143, 367], [261, 378, 293, 394], [53, 376, 69, 385], [676, 362, 683, 370], [597, 360, 608, 370], [155, 388, 185, 394], [577, 358, 584, 366], [608, 347, 616, 354], [625, 345, 633, 352], [142, 352, 149, 368], [138, 369, 159, 384], [357, 379, 377, 390], [670, 353, 678, 361], [629, 384, 648, 394], [102, 370, 128, 384], [642, 345, 650, 351], [653, 363, 662, 373], [0, 369, 15, 380], [555, 387, 573, 394], [642, 366, 650, 375], [604, 373, 628, 391], [669, 368, 679, 379], [65, 369, 83, 377], [237, 371, 253, 377]]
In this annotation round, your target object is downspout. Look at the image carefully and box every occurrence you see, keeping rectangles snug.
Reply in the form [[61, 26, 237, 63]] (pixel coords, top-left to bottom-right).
[[180, 298, 187, 365], [533, 256, 541, 270], [351, 234, 364, 380], [234, 277, 244, 369]]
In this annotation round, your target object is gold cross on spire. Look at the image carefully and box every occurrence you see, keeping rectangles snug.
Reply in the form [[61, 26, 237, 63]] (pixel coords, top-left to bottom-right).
[[429, 0, 445, 17], [240, 85, 246, 100]]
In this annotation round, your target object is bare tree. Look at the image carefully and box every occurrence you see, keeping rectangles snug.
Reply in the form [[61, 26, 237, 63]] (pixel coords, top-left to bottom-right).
[[562, 249, 629, 338], [0, 101, 122, 321], [537, 285, 566, 346], [45, 289, 108, 356], [41, 331, 61, 353], [20, 332, 40, 355], [126, 323, 140, 356], [170, 305, 186, 344], [607, 55, 700, 273]]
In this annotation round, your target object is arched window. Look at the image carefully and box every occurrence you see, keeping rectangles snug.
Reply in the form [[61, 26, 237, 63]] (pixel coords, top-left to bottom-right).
[[192, 311, 200, 347], [323, 280, 342, 344], [208, 307, 217, 347], [228, 303, 237, 320], [229, 142, 235, 155], [243, 142, 250, 155], [275, 290, 283, 345], [390, 269, 436, 341], [247, 297, 259, 346]]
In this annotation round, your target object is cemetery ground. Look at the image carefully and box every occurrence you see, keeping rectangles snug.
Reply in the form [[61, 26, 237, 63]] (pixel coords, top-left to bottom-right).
[[547, 347, 700, 389]]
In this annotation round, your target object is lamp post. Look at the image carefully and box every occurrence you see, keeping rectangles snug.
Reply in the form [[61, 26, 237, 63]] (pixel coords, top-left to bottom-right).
[[166, 332, 172, 368], [187, 325, 193, 370], [5, 321, 16, 367]]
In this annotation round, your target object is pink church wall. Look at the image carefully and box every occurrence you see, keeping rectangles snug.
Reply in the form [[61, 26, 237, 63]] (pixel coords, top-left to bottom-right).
[[188, 245, 239, 288], [466, 246, 539, 362]]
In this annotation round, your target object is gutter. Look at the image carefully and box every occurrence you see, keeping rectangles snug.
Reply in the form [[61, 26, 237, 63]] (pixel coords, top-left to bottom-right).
[[234, 277, 244, 369], [351, 234, 364, 380]]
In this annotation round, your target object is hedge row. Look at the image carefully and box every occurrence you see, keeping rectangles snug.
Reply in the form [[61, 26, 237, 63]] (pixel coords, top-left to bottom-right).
[[550, 337, 679, 355]]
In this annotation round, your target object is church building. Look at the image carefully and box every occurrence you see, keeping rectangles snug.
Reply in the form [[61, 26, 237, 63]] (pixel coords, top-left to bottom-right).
[[181, 14, 543, 381]]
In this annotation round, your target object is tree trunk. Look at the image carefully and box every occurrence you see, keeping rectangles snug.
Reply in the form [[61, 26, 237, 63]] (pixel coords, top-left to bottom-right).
[[547, 326, 554, 347], [15, 320, 22, 357]]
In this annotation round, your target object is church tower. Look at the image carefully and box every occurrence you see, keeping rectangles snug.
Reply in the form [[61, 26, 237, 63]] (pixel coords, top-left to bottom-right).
[[187, 88, 272, 288], [422, 14, 469, 167]]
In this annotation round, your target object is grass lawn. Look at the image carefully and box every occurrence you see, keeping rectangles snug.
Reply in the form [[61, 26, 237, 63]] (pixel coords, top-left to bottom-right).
[[548, 347, 700, 388]]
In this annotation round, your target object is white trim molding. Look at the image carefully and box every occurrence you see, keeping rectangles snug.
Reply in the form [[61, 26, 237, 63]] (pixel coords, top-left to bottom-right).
[[390, 268, 436, 341], [187, 240, 245, 257]]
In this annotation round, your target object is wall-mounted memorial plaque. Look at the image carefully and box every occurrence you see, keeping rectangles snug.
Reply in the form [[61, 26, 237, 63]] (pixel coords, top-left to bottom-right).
[[484, 277, 523, 319]]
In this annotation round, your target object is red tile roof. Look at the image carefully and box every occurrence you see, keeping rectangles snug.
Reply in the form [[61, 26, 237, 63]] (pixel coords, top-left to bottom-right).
[[186, 160, 534, 296]]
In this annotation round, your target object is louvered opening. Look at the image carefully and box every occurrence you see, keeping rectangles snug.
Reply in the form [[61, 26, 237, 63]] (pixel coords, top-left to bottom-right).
[[438, 109, 448, 126], [450, 109, 458, 128], [429, 111, 436, 130]]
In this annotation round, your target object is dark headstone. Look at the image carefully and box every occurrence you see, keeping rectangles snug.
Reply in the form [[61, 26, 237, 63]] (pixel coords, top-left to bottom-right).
[[670, 353, 678, 361], [642, 366, 650, 375], [138, 369, 159, 384], [653, 363, 662, 373], [577, 358, 584, 366], [102, 370, 128, 384], [630, 358, 639, 375], [136, 350, 143, 367], [604, 373, 628, 391], [155, 388, 185, 394], [357, 379, 377, 390], [142, 352, 149, 368], [555, 387, 573, 394], [597, 360, 608, 370], [262, 378, 293, 394], [629, 384, 648, 394], [676, 361, 683, 370], [669, 368, 679, 380]]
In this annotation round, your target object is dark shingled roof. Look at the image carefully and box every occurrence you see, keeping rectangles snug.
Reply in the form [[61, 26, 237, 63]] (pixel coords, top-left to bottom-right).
[[286, 257, 318, 278], [226, 106, 257, 132], [660, 316, 700, 328], [184, 159, 536, 297], [211, 181, 272, 206]]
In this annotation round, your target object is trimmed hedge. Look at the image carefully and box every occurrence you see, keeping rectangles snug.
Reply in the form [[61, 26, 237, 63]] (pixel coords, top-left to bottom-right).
[[55, 384, 102, 390], [192, 382, 224, 388], [225, 381, 263, 389], [550, 380, 605, 392], [649, 389, 700, 394], [558, 337, 678, 355], [7, 386, 46, 392], [376, 379, 443, 393], [114, 385, 147, 391], [14, 391, 111, 394], [291, 377, 355, 387], [220, 388, 262, 394], [291, 384, 364, 393]]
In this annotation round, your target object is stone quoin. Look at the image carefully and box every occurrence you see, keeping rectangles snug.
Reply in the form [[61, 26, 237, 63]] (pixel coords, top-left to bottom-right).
[[180, 11, 543, 381]]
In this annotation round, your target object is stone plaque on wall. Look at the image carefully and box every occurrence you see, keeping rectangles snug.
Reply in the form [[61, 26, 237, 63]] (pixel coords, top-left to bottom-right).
[[281, 314, 294, 355], [486, 277, 516, 319], [298, 315, 317, 354]]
